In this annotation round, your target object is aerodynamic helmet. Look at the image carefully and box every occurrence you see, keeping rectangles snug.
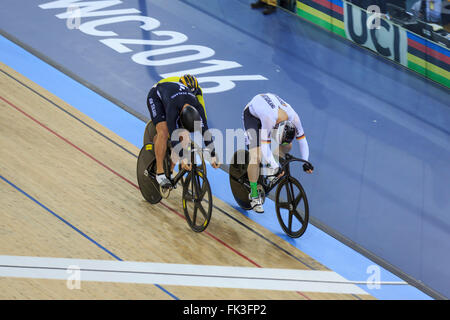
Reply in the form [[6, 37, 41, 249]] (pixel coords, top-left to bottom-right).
[[273, 120, 296, 145], [180, 105, 202, 133], [180, 74, 199, 92]]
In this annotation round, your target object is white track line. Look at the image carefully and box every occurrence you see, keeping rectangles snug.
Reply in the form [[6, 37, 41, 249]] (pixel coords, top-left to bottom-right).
[[0, 255, 403, 295]]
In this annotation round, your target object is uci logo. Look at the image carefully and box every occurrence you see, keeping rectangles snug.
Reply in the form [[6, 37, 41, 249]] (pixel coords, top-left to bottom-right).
[[344, 3, 407, 65]]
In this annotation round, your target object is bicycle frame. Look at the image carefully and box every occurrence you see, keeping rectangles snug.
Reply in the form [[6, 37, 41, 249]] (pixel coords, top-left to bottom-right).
[[277, 154, 311, 183], [138, 135, 213, 233], [244, 154, 312, 194], [228, 150, 311, 238], [146, 141, 202, 188]]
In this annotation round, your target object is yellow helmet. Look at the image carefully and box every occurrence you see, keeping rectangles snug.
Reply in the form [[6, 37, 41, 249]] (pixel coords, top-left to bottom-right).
[[180, 74, 199, 92]]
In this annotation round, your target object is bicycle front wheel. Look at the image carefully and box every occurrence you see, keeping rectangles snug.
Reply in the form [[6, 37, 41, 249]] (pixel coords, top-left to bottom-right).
[[182, 168, 212, 232], [178, 141, 207, 186], [275, 176, 309, 238]]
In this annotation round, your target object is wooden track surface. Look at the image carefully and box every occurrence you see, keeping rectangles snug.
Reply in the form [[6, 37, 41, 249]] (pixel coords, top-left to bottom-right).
[[0, 63, 374, 300]]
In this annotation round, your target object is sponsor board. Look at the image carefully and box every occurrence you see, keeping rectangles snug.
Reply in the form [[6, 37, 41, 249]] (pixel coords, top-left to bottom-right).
[[297, 0, 449, 87]]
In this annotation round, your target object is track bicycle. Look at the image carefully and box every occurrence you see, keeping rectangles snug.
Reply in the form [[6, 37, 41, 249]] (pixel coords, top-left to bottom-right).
[[137, 123, 212, 232], [229, 150, 311, 238]]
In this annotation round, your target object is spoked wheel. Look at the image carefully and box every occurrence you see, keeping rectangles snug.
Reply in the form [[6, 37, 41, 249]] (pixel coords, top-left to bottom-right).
[[136, 144, 162, 204], [182, 168, 212, 232], [275, 176, 309, 238], [228, 149, 252, 210]]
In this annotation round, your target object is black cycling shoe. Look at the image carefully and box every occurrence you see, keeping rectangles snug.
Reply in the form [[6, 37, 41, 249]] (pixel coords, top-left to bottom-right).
[[251, 0, 266, 9]]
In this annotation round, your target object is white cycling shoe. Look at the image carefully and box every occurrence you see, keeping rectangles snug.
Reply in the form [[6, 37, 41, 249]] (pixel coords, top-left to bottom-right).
[[249, 194, 264, 214], [156, 173, 172, 189]]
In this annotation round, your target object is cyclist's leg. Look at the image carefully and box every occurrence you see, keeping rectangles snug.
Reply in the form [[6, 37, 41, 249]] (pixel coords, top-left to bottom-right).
[[248, 146, 261, 189], [155, 121, 169, 175], [145, 120, 175, 176], [274, 142, 292, 164], [243, 107, 261, 185], [147, 87, 169, 182], [243, 107, 264, 212], [248, 146, 263, 213], [170, 129, 191, 171]]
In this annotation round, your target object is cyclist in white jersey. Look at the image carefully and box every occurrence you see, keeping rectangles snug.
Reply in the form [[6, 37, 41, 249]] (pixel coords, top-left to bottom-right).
[[242, 93, 314, 213]]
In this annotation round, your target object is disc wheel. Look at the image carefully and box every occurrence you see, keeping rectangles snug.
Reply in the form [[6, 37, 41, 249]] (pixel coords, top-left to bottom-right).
[[228, 149, 252, 210], [136, 144, 162, 204], [275, 176, 309, 238], [182, 168, 212, 232]]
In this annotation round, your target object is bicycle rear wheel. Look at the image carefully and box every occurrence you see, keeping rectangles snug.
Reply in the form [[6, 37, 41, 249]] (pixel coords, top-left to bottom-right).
[[275, 176, 309, 238], [182, 168, 212, 232], [228, 149, 252, 210], [137, 144, 162, 204]]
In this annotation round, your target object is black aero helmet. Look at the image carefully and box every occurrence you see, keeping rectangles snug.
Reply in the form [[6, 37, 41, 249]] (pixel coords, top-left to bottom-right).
[[273, 120, 296, 145], [180, 74, 199, 92], [180, 105, 202, 132]]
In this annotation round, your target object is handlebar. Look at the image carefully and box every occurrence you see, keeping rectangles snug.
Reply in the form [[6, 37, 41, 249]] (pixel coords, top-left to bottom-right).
[[187, 142, 215, 155], [261, 154, 313, 178], [280, 154, 313, 170]]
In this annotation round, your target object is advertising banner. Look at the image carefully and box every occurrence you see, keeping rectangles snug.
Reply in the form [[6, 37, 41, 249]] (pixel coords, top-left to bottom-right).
[[344, 2, 408, 66], [297, 0, 449, 87]]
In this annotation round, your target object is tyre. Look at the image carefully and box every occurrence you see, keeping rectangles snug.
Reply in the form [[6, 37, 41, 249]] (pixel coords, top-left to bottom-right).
[[136, 144, 162, 204], [182, 168, 212, 232], [228, 149, 252, 210], [275, 176, 309, 238]]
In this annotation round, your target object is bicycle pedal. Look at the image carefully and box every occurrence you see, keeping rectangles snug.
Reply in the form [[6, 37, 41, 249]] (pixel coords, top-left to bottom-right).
[[160, 186, 171, 198]]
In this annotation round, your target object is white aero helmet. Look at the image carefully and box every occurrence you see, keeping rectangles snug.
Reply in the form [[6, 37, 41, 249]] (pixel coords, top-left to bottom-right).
[[273, 120, 296, 145]]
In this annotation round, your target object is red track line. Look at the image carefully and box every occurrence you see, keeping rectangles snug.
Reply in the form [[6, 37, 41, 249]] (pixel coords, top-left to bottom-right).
[[0, 96, 138, 189], [2, 95, 311, 300], [158, 201, 263, 268]]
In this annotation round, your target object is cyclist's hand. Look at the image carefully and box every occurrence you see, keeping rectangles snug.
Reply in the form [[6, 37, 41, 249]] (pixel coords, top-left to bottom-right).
[[303, 162, 314, 173], [271, 167, 284, 178], [276, 169, 285, 178], [210, 157, 220, 169], [181, 158, 192, 171]]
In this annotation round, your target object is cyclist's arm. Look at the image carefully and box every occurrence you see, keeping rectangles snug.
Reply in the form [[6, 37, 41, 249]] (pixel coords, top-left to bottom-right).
[[292, 114, 309, 161], [297, 135, 309, 161], [166, 105, 180, 148], [195, 103, 216, 157], [195, 87, 206, 119]]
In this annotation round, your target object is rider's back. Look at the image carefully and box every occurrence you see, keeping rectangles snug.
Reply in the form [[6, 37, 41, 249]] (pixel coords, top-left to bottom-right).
[[249, 93, 298, 123], [154, 82, 198, 113]]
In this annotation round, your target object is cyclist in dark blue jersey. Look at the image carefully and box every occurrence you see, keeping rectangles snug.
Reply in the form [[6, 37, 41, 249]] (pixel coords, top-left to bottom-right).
[[146, 79, 219, 188]]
